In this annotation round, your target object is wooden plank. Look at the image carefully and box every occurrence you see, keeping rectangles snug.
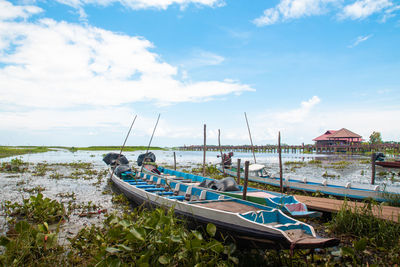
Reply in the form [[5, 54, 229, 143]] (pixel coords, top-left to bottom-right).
[[295, 195, 400, 223]]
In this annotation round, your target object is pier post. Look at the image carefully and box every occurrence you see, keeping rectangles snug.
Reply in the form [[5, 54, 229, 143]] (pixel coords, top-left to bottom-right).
[[237, 158, 241, 184], [173, 151, 176, 170], [371, 152, 376, 185], [242, 161, 249, 200]]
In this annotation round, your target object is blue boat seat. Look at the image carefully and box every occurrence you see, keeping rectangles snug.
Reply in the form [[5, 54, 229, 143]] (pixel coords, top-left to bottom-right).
[[145, 188, 166, 192], [157, 192, 174, 196], [167, 195, 185, 200], [136, 185, 156, 188], [127, 182, 148, 185]]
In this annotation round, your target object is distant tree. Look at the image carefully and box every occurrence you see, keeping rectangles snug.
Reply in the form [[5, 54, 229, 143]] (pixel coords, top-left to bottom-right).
[[369, 131, 383, 144]]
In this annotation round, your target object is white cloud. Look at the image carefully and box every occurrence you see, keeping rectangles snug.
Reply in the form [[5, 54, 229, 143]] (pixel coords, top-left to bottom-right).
[[253, 0, 336, 26], [340, 0, 393, 19], [254, 0, 398, 26], [348, 34, 373, 48], [55, 0, 225, 10], [0, 0, 42, 21], [0, 1, 252, 131]]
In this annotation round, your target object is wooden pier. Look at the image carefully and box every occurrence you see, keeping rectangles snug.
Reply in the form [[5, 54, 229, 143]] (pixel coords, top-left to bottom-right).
[[295, 195, 400, 223], [178, 143, 400, 155]]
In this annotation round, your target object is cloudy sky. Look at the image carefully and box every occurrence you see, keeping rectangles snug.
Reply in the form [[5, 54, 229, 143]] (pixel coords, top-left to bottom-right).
[[0, 0, 399, 147]]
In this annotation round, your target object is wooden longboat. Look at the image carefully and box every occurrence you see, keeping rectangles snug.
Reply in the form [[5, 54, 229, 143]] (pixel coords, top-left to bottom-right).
[[217, 166, 400, 202], [110, 168, 339, 249], [141, 166, 321, 218], [375, 161, 400, 169]]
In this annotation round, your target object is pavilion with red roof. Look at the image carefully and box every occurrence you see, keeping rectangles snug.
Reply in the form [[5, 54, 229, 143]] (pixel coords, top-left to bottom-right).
[[313, 128, 363, 146]]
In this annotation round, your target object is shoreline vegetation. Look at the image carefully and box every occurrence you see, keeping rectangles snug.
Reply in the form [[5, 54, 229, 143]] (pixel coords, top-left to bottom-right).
[[0, 146, 166, 158]]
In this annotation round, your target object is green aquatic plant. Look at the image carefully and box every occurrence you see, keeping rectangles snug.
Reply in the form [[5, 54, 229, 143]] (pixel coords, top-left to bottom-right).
[[68, 207, 238, 266], [0, 221, 65, 266], [2, 193, 67, 224]]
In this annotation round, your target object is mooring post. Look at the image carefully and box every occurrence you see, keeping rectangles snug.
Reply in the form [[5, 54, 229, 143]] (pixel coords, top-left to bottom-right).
[[243, 161, 249, 200], [236, 158, 241, 184], [371, 152, 376, 185], [203, 124, 206, 177], [218, 129, 225, 175], [278, 131, 283, 193], [173, 151, 176, 171]]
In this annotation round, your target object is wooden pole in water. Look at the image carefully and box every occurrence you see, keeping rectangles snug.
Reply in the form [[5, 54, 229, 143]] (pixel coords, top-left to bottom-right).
[[110, 115, 137, 179], [244, 112, 257, 164], [242, 161, 249, 200], [278, 131, 283, 193], [236, 158, 241, 184], [173, 151, 176, 171], [218, 129, 225, 175], [140, 114, 161, 173], [203, 124, 206, 177], [371, 152, 376, 185]]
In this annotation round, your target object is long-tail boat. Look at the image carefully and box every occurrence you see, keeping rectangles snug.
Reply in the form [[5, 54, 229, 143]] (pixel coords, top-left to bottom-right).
[[141, 166, 321, 218]]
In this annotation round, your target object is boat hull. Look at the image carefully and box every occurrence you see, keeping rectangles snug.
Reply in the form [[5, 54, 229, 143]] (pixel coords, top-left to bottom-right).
[[219, 167, 399, 202]]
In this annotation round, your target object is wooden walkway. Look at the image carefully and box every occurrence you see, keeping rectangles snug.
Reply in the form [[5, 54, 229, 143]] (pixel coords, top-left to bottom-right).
[[295, 195, 400, 223]]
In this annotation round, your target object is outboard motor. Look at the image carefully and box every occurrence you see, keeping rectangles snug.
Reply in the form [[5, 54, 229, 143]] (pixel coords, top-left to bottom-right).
[[137, 152, 156, 166], [114, 164, 132, 178], [103, 153, 129, 166]]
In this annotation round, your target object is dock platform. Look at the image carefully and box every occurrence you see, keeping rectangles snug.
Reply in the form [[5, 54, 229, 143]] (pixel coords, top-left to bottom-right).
[[295, 195, 400, 223]]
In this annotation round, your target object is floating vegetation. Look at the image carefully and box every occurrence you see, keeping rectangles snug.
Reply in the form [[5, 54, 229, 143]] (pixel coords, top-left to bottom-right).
[[322, 171, 336, 178], [0, 158, 28, 173], [308, 159, 322, 165], [32, 163, 49, 176], [284, 161, 307, 167], [2, 193, 67, 224], [21, 186, 46, 194], [329, 161, 352, 169]]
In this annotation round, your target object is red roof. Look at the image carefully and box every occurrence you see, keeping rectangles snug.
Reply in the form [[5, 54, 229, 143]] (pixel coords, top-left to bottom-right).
[[327, 128, 361, 139], [312, 130, 337, 141]]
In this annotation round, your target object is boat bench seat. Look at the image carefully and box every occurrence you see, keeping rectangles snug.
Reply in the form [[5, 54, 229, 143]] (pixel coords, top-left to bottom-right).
[[136, 185, 156, 188], [167, 195, 185, 200], [145, 188, 166, 192], [127, 182, 148, 185], [157, 192, 174, 196]]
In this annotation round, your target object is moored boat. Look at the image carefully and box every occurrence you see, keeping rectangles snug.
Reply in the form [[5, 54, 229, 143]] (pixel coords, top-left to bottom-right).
[[141, 166, 321, 218], [375, 161, 400, 169], [104, 153, 339, 249], [218, 165, 400, 202]]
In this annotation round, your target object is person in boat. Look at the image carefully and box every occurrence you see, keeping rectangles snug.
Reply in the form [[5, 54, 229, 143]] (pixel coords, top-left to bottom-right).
[[218, 152, 234, 169], [143, 157, 161, 175]]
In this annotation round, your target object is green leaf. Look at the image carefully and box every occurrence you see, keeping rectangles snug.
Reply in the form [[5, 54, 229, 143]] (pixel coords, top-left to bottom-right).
[[191, 230, 203, 240], [341, 246, 354, 256], [158, 255, 170, 265], [354, 237, 367, 252], [129, 227, 144, 241], [0, 236, 10, 246], [206, 223, 216, 237], [105, 247, 121, 254], [118, 244, 133, 251]]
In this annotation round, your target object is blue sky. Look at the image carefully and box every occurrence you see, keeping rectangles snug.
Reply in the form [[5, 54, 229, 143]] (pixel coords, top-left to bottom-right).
[[0, 0, 399, 147]]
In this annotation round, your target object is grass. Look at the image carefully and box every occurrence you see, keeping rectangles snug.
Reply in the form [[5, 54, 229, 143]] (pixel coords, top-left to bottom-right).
[[72, 146, 166, 151], [0, 146, 51, 158]]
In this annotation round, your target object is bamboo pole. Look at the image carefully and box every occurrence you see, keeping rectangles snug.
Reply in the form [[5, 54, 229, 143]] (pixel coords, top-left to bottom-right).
[[244, 112, 257, 164], [218, 129, 225, 175], [203, 124, 206, 177], [140, 114, 161, 173], [242, 161, 249, 200], [110, 115, 137, 179], [278, 131, 283, 193], [236, 158, 241, 184]]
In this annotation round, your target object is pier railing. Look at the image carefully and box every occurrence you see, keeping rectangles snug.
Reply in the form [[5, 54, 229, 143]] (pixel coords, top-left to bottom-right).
[[177, 143, 400, 155]]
